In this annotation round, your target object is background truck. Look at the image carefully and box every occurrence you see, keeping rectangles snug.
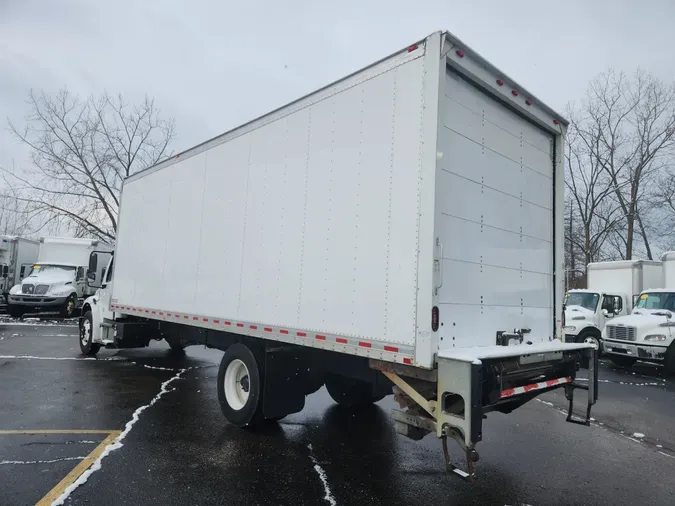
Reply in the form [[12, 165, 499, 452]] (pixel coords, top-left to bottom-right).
[[8, 237, 112, 318], [564, 260, 663, 349], [0, 236, 39, 304], [79, 31, 597, 477], [602, 252, 675, 372]]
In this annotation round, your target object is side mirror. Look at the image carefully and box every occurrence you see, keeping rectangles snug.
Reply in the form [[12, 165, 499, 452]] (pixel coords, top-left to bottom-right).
[[88, 253, 98, 274], [2, 266, 7, 278], [602, 308, 609, 317], [87, 270, 96, 281], [19, 266, 25, 278]]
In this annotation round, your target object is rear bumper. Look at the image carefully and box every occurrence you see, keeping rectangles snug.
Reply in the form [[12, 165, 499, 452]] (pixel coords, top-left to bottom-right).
[[7, 295, 68, 307], [603, 339, 667, 361], [436, 342, 598, 448]]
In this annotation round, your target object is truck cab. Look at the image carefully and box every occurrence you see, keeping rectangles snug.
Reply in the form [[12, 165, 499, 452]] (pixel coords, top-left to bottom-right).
[[602, 289, 675, 373], [564, 289, 629, 349]]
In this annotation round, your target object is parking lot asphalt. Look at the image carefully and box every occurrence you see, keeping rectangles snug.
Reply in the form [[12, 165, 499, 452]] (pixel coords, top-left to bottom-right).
[[2, 321, 675, 506]]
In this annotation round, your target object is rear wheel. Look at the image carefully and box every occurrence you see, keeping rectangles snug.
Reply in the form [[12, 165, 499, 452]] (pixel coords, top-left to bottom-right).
[[217, 344, 264, 427], [609, 355, 636, 368], [165, 337, 186, 353], [7, 304, 24, 319], [325, 375, 384, 408], [79, 311, 100, 356]]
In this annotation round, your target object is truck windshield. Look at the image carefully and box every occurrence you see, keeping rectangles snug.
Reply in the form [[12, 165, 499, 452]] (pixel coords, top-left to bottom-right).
[[634, 292, 675, 311], [564, 292, 599, 312], [27, 265, 77, 277]]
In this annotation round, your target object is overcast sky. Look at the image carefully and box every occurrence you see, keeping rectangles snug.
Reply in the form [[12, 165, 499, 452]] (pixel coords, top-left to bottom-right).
[[1, 0, 674, 170]]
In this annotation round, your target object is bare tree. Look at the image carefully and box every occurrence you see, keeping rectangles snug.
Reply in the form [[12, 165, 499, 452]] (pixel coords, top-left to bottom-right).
[[568, 69, 675, 260], [3, 89, 175, 241], [564, 122, 624, 266]]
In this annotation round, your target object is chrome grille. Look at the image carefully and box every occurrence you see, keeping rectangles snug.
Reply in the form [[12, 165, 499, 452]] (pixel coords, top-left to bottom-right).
[[35, 284, 49, 295], [22, 284, 34, 294], [607, 325, 637, 341]]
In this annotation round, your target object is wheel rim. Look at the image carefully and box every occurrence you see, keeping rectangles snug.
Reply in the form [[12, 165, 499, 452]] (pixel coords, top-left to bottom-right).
[[81, 319, 91, 346], [66, 296, 75, 316], [583, 335, 599, 350], [224, 359, 250, 411]]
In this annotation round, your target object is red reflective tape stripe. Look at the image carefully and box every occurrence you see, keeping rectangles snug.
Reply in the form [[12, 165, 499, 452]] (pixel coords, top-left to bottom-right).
[[214, 319, 220, 324], [167, 313, 172, 317], [358, 342, 372, 348], [523, 384, 538, 392], [193, 316, 198, 321], [264, 327, 272, 332], [250, 325, 257, 330], [297, 332, 307, 337], [335, 338, 347, 344], [316, 335, 326, 341], [203, 318, 209, 322], [224, 321, 231, 325], [152, 311, 156, 315], [501, 388, 515, 398], [280, 330, 289, 335], [237, 323, 244, 327], [145, 310, 149, 313], [159, 312, 164, 316], [545, 379, 558, 387], [184, 315, 189, 319], [384, 346, 399, 353], [403, 358, 412, 365]]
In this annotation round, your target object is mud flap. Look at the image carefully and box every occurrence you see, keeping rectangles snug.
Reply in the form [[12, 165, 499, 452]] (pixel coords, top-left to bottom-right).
[[262, 347, 308, 420]]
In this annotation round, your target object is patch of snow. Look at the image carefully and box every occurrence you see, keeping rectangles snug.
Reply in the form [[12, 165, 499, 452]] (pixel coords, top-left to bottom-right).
[[0, 355, 96, 361], [307, 444, 337, 506], [1, 456, 84, 465], [137, 364, 179, 371], [658, 451, 675, 459], [50, 368, 187, 506], [633, 432, 645, 438]]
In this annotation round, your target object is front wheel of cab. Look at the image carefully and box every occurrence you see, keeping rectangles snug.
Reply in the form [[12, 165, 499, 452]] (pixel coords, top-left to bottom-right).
[[217, 343, 264, 427], [60, 293, 79, 318], [79, 310, 101, 356]]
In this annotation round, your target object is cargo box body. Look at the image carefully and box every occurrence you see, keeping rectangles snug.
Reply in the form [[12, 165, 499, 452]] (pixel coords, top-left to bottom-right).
[[111, 32, 567, 370]]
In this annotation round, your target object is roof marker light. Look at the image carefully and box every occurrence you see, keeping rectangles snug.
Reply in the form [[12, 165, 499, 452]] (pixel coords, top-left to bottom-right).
[[554, 119, 560, 125], [407, 44, 418, 52], [496, 79, 504, 86], [512, 90, 519, 96], [456, 50, 464, 57], [525, 99, 532, 106]]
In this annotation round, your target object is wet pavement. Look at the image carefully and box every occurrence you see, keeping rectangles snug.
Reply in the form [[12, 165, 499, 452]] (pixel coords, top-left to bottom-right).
[[1, 322, 675, 506]]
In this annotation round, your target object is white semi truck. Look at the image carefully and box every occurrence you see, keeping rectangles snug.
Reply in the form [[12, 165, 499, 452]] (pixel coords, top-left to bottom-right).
[[8, 237, 112, 318], [79, 31, 597, 477], [603, 252, 675, 372], [0, 236, 40, 304], [564, 260, 663, 349]]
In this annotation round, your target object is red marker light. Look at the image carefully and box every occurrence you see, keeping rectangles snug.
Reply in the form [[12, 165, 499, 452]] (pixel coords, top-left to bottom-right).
[[456, 50, 464, 57], [554, 119, 560, 125], [525, 99, 532, 106], [512, 90, 519, 96], [407, 44, 418, 52], [496, 79, 504, 86]]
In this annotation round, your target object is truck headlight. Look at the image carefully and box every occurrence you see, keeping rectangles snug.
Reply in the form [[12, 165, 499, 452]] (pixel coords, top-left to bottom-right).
[[644, 334, 668, 342], [563, 326, 576, 332], [50, 289, 73, 297]]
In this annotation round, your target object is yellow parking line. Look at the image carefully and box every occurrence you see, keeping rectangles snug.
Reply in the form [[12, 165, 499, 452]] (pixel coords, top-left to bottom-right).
[[36, 430, 121, 506], [0, 429, 116, 435]]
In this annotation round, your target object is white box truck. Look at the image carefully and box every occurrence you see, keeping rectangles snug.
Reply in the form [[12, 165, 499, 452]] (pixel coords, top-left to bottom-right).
[[0, 236, 40, 303], [603, 253, 675, 372], [79, 31, 597, 477], [8, 237, 112, 318], [564, 260, 663, 348]]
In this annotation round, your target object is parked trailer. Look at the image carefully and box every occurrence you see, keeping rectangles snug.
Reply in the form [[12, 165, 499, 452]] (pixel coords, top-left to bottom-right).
[[80, 31, 598, 477], [0, 236, 39, 303]]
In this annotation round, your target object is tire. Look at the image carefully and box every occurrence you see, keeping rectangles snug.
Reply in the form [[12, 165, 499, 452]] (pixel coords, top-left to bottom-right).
[[576, 331, 601, 367], [609, 355, 636, 368], [60, 294, 78, 318], [79, 310, 101, 356], [664, 344, 675, 376], [165, 337, 186, 352], [7, 304, 25, 318], [217, 343, 264, 427], [325, 375, 384, 408]]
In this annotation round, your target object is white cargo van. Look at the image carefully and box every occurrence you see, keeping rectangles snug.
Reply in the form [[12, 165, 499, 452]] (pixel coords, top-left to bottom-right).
[[78, 31, 597, 477], [0, 236, 40, 303], [8, 237, 112, 317], [603, 253, 675, 372], [564, 260, 662, 349]]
